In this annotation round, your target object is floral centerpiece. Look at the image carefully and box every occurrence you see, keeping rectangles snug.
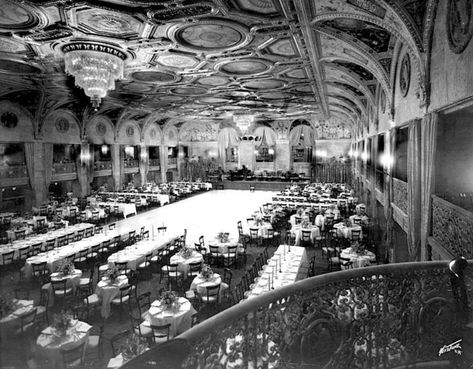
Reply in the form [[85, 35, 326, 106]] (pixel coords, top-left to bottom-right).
[[56, 260, 74, 276], [160, 290, 179, 310], [51, 310, 74, 336], [120, 333, 148, 362], [216, 231, 230, 243], [179, 246, 193, 259], [301, 219, 310, 229], [200, 264, 214, 281], [0, 294, 14, 319], [351, 240, 365, 254], [254, 215, 263, 226], [296, 208, 303, 216], [106, 265, 120, 283]]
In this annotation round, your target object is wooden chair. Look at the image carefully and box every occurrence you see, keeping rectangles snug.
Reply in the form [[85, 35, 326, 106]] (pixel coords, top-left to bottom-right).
[[208, 245, 222, 267], [14, 229, 26, 240], [111, 285, 132, 318], [136, 291, 151, 319], [301, 229, 313, 247], [150, 323, 171, 345], [222, 245, 238, 268], [200, 284, 220, 305], [110, 330, 130, 357], [61, 341, 86, 369], [249, 228, 260, 246], [129, 313, 152, 339], [51, 278, 74, 306], [187, 261, 202, 279], [14, 307, 37, 335]]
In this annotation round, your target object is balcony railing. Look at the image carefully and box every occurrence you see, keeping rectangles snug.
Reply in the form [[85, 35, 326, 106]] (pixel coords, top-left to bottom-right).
[[168, 157, 177, 166], [149, 159, 160, 168], [52, 162, 77, 174], [124, 261, 473, 369], [124, 159, 139, 168], [0, 165, 27, 178], [94, 161, 112, 171]]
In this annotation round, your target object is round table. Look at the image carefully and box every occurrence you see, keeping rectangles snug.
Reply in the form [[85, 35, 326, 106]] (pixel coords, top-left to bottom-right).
[[144, 297, 196, 338], [247, 222, 273, 237], [170, 251, 203, 275], [36, 320, 92, 369], [333, 223, 363, 240], [190, 273, 222, 299], [95, 275, 129, 318], [340, 247, 376, 268], [209, 239, 243, 254], [291, 225, 320, 245], [49, 269, 82, 302]]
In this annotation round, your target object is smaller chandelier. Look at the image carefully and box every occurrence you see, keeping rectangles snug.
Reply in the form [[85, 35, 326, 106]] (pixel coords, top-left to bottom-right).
[[62, 42, 127, 109]]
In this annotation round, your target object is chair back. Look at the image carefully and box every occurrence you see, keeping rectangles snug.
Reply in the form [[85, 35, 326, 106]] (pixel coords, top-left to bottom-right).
[[351, 229, 361, 241], [223, 268, 232, 286], [204, 284, 220, 302], [51, 278, 70, 296], [115, 261, 129, 274], [32, 261, 48, 277], [14, 229, 26, 240], [61, 341, 86, 368], [150, 323, 171, 344], [110, 330, 130, 356], [136, 292, 151, 316], [249, 228, 259, 239], [301, 229, 312, 242], [2, 250, 15, 265], [209, 245, 220, 255], [18, 307, 37, 333]]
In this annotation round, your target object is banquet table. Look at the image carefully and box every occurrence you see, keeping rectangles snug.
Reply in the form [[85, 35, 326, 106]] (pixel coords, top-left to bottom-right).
[[340, 247, 376, 268], [208, 238, 243, 254], [0, 223, 94, 265], [333, 223, 363, 240], [246, 245, 307, 299], [36, 320, 92, 369], [170, 251, 204, 275], [289, 213, 310, 227], [97, 201, 137, 218], [144, 297, 196, 338], [6, 226, 33, 241], [190, 273, 223, 300], [108, 233, 178, 270], [247, 221, 273, 237], [49, 269, 83, 300], [291, 225, 320, 245], [23, 228, 120, 277], [95, 275, 129, 318]]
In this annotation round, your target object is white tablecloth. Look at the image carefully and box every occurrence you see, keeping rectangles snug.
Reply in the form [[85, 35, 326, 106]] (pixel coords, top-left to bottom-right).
[[246, 245, 307, 299], [208, 238, 243, 254], [144, 297, 196, 337], [340, 247, 376, 268], [291, 225, 320, 245], [97, 202, 137, 218], [170, 251, 204, 275], [190, 273, 222, 299], [247, 222, 273, 237], [95, 275, 129, 318], [333, 223, 363, 240]]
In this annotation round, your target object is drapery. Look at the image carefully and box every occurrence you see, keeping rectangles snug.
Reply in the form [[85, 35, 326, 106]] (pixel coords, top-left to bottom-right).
[[43, 143, 54, 197], [159, 145, 168, 183], [420, 112, 438, 260], [253, 126, 276, 147], [217, 127, 240, 163], [111, 144, 121, 190], [24, 142, 35, 189], [407, 119, 421, 261], [289, 125, 313, 147], [139, 145, 149, 186]]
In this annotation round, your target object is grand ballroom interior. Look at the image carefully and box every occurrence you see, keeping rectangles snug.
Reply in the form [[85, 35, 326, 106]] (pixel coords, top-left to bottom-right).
[[1, 0, 473, 368]]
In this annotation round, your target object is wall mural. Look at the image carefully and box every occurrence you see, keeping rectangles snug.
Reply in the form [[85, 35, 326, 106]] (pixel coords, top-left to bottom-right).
[[447, 0, 473, 54], [179, 122, 219, 142], [321, 19, 391, 53], [399, 53, 411, 97]]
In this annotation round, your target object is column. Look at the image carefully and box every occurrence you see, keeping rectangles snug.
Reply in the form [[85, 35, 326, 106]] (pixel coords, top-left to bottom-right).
[[177, 145, 184, 180], [111, 144, 121, 191], [32, 142, 46, 205], [275, 139, 290, 173], [77, 142, 92, 197], [160, 145, 168, 183], [139, 143, 149, 186]]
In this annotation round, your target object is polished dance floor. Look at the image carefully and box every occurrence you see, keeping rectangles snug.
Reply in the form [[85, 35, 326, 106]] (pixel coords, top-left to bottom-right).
[[114, 189, 276, 244]]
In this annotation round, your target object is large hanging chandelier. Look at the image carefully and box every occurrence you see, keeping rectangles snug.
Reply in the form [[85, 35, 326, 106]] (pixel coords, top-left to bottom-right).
[[62, 41, 127, 109]]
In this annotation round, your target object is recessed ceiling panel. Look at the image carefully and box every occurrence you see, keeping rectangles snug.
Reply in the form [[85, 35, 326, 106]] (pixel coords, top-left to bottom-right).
[[155, 53, 199, 68], [242, 79, 285, 90], [131, 71, 178, 84], [218, 58, 272, 76], [0, 0, 43, 31], [171, 86, 208, 96], [197, 76, 230, 86]]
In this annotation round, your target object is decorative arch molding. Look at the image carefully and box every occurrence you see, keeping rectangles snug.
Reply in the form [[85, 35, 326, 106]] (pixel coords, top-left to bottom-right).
[[321, 56, 391, 106], [326, 82, 368, 117], [329, 106, 358, 127], [85, 115, 115, 145], [422, 0, 440, 108], [42, 109, 81, 144], [0, 100, 35, 141], [142, 122, 163, 146], [328, 96, 361, 120], [116, 119, 141, 145], [316, 26, 392, 88], [162, 123, 179, 147], [313, 12, 425, 96], [141, 112, 168, 141]]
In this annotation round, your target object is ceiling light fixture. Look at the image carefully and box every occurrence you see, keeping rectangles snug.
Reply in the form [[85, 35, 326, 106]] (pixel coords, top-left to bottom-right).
[[62, 41, 127, 110]]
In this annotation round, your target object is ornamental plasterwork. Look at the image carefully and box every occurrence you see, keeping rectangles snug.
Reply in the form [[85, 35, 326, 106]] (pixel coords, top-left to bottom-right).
[[179, 122, 219, 142], [431, 195, 473, 258], [314, 118, 352, 139]]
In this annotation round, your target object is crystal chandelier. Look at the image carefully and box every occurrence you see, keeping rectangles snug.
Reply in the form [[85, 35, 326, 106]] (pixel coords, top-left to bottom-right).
[[62, 42, 127, 109]]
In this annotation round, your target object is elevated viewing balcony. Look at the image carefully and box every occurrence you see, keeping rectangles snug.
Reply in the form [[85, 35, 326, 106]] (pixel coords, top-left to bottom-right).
[[124, 261, 473, 369], [52, 162, 76, 174]]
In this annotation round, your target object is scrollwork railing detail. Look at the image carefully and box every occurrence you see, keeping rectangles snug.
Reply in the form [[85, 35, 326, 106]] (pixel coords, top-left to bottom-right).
[[432, 195, 473, 258], [392, 178, 408, 214]]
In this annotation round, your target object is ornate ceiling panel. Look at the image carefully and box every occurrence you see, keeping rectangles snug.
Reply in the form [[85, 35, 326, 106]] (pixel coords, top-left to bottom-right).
[[0, 0, 427, 131]]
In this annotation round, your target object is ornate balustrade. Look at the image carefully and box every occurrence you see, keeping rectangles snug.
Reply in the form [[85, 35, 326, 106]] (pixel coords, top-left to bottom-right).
[[168, 157, 178, 166], [124, 261, 473, 369], [94, 161, 112, 171], [52, 162, 77, 173], [0, 165, 27, 178], [149, 159, 160, 168], [124, 159, 139, 168], [431, 195, 473, 259], [392, 178, 408, 214]]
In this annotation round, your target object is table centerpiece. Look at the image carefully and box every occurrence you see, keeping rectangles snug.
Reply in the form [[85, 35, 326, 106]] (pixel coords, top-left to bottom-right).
[[178, 245, 193, 259], [301, 219, 310, 229], [351, 240, 365, 254], [254, 215, 264, 226], [200, 264, 214, 281], [106, 265, 120, 283], [159, 290, 179, 311], [51, 310, 74, 337], [56, 260, 75, 276], [216, 231, 230, 243]]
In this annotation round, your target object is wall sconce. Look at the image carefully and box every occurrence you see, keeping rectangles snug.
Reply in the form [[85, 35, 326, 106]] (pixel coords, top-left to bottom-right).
[[361, 152, 368, 162], [168, 147, 173, 156], [315, 149, 327, 158], [268, 148, 274, 155], [353, 151, 359, 158], [389, 119, 396, 128], [348, 149, 353, 157], [254, 149, 258, 155], [124, 146, 134, 157], [379, 153, 393, 169], [101, 144, 109, 155]]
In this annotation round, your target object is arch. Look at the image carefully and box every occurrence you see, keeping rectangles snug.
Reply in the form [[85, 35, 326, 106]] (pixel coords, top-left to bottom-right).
[[141, 112, 167, 142], [42, 109, 81, 144], [162, 124, 179, 147], [86, 115, 115, 144], [116, 120, 141, 145], [289, 125, 315, 147], [253, 126, 277, 147], [0, 100, 35, 142], [326, 83, 368, 118], [142, 122, 163, 146]]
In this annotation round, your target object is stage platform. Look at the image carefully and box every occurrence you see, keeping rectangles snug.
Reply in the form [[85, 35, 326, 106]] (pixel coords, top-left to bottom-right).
[[212, 180, 310, 191]]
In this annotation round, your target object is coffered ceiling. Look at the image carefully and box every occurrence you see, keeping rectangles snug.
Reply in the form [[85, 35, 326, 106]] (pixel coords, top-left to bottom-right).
[[0, 0, 431, 134]]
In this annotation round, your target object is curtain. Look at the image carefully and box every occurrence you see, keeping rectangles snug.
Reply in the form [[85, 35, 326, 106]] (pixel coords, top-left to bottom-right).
[[159, 145, 168, 183], [43, 143, 54, 197], [218, 128, 240, 163], [407, 119, 421, 261], [289, 125, 313, 147], [420, 112, 438, 260], [111, 144, 121, 190], [24, 142, 35, 189], [139, 145, 149, 186], [253, 126, 276, 147]]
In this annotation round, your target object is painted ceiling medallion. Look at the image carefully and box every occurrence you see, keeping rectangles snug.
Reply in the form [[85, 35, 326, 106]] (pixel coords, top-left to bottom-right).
[[197, 76, 230, 86], [171, 19, 251, 51], [198, 97, 230, 104], [399, 53, 411, 97], [0, 59, 42, 74], [131, 70, 177, 84], [447, 0, 473, 53], [0, 0, 45, 31], [242, 79, 285, 90], [121, 83, 155, 93], [218, 58, 272, 76], [171, 86, 208, 96], [155, 53, 198, 68]]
